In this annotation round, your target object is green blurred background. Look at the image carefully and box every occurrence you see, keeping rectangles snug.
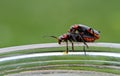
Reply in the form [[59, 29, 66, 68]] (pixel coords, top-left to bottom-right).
[[0, 0, 120, 47]]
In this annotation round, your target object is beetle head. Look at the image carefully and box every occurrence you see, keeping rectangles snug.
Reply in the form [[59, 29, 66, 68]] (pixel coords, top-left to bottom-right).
[[69, 24, 79, 33], [58, 34, 69, 44]]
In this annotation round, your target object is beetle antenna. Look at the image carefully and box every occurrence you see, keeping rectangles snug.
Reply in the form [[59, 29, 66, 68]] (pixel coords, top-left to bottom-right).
[[43, 36, 58, 40], [49, 36, 58, 40]]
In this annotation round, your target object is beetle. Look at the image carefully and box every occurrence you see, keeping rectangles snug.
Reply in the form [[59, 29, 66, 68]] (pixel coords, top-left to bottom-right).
[[68, 24, 100, 41], [50, 24, 100, 54]]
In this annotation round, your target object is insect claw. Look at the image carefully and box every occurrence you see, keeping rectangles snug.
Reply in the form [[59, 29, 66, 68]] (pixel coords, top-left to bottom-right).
[[63, 51, 68, 55]]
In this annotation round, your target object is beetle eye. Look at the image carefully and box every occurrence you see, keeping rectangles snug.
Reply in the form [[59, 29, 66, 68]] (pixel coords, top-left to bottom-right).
[[89, 28, 92, 30], [58, 39, 62, 44]]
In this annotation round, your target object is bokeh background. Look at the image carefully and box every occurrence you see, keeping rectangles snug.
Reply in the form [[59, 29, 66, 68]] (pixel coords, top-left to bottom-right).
[[0, 0, 120, 47]]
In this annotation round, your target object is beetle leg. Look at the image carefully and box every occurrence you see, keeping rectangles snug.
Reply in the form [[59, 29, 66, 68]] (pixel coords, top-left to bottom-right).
[[65, 40, 68, 54], [83, 46, 86, 56], [71, 41, 74, 51]]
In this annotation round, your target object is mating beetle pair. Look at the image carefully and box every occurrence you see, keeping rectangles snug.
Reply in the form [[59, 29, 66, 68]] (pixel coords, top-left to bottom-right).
[[51, 24, 100, 54]]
